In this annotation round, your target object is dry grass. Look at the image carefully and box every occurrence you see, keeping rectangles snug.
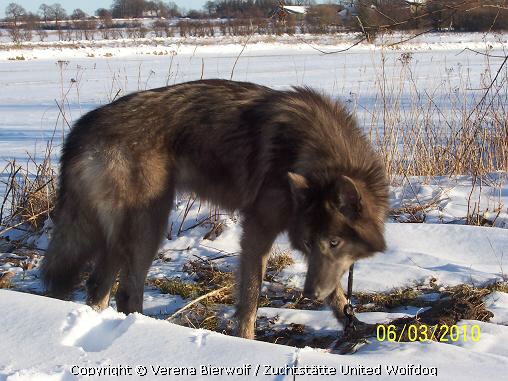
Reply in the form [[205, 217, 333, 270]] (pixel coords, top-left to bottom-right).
[[0, 144, 56, 234], [259, 281, 506, 348], [381, 284, 495, 342], [390, 192, 445, 223], [150, 255, 312, 331], [267, 247, 295, 275], [149, 260, 236, 331], [354, 287, 425, 312], [151, 259, 235, 306], [7, 55, 25, 60], [360, 49, 508, 180], [0, 271, 14, 289], [486, 281, 508, 293], [256, 319, 336, 349], [2, 49, 506, 238], [149, 258, 503, 345], [183, 259, 235, 304], [152, 277, 206, 299], [0, 250, 39, 270]]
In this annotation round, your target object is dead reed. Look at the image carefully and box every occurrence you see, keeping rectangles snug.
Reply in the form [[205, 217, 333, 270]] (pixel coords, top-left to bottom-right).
[[360, 49, 508, 181], [0, 143, 56, 235]]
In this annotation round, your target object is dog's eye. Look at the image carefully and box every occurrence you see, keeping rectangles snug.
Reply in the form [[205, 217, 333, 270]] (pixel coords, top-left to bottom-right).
[[330, 238, 343, 248]]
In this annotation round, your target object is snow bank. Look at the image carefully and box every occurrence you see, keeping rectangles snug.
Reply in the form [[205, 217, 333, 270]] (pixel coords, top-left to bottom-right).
[[1, 290, 508, 380]]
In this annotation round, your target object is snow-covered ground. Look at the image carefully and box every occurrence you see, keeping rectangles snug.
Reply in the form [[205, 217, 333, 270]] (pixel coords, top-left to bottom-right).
[[1, 287, 507, 381], [1, 220, 507, 380], [1, 32, 506, 162], [0, 33, 507, 380]]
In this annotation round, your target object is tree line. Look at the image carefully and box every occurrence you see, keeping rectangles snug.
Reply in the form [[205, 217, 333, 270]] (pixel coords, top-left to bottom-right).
[[2, 0, 508, 44]]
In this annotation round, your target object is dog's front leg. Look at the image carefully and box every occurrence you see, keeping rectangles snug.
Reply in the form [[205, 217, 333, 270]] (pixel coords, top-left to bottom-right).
[[326, 282, 364, 329], [236, 216, 277, 339], [326, 283, 348, 321]]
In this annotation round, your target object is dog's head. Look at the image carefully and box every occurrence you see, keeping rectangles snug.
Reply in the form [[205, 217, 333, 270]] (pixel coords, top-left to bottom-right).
[[287, 171, 388, 301]]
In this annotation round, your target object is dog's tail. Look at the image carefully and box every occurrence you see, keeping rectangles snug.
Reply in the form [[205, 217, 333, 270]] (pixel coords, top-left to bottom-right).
[[40, 189, 100, 299]]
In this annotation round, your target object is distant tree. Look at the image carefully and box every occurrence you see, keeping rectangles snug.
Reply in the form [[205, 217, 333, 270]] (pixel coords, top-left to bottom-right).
[[211, 0, 276, 19], [145, 1, 158, 14], [81, 18, 97, 40], [143, 1, 178, 17], [95, 8, 113, 28], [204, 1, 216, 16], [186, 9, 206, 19], [5, 3, 26, 25], [305, 4, 341, 34], [167, 1, 181, 18], [48, 3, 67, 23], [24, 12, 41, 25], [36, 27, 49, 41], [23, 12, 40, 41], [111, 0, 145, 18], [95, 8, 112, 19], [39, 3, 50, 23], [71, 8, 87, 20]]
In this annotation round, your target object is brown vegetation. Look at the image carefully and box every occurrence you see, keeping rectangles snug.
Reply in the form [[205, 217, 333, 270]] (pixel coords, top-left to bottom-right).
[[3, 0, 508, 43]]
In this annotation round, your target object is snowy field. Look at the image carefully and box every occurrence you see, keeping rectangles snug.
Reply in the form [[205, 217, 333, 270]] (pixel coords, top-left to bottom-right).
[[0, 33, 507, 380]]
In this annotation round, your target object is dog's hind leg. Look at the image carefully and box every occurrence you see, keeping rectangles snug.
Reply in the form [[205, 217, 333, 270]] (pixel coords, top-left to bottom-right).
[[114, 194, 174, 314], [236, 215, 278, 339], [86, 247, 121, 311]]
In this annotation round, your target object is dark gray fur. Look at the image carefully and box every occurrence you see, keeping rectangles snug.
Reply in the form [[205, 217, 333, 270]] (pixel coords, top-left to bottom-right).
[[41, 79, 389, 339]]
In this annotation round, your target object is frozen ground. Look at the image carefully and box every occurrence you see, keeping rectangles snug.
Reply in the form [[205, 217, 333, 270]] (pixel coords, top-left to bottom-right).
[[1, 219, 507, 380], [0, 32, 506, 163], [0, 33, 507, 380], [1, 287, 507, 381]]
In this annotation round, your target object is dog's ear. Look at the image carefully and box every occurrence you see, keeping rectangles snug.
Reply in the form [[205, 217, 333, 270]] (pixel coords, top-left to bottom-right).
[[339, 175, 362, 221], [288, 172, 309, 192]]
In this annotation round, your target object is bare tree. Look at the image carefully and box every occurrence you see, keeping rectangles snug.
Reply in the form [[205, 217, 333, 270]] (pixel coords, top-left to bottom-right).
[[111, 0, 146, 18], [39, 3, 50, 23], [82, 19, 97, 40], [71, 8, 87, 20], [22, 12, 41, 41], [45, 3, 67, 40], [95, 8, 112, 19], [48, 3, 67, 24], [204, 1, 216, 16], [167, 2, 181, 18], [36, 28, 49, 41], [5, 3, 26, 26]]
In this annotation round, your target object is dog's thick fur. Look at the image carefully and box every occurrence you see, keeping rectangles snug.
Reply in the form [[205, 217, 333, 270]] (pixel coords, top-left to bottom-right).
[[41, 79, 389, 339]]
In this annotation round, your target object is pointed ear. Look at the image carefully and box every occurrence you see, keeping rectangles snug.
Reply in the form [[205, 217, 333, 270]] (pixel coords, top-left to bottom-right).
[[339, 175, 362, 221], [288, 172, 309, 192]]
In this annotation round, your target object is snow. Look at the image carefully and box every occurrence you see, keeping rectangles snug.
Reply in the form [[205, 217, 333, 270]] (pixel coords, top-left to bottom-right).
[[283, 6, 308, 15], [391, 173, 508, 228], [1, 32, 507, 170], [0, 33, 508, 380], [2, 220, 508, 380], [276, 223, 508, 293], [484, 292, 508, 325], [1, 289, 508, 380]]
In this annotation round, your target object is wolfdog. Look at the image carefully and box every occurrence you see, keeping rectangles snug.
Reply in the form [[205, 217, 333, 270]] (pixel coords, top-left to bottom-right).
[[41, 79, 388, 339]]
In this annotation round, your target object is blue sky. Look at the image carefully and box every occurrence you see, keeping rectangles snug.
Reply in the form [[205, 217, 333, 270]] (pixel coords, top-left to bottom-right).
[[3, 1, 209, 15]]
